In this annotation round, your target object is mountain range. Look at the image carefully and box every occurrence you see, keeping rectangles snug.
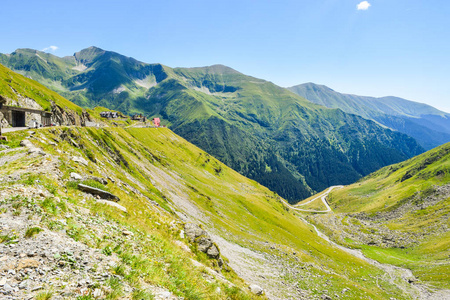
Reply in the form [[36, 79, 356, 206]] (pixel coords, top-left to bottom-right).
[[0, 47, 425, 202], [0, 64, 448, 299], [289, 83, 450, 150]]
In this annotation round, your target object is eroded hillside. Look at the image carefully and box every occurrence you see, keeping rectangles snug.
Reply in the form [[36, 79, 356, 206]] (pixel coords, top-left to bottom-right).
[[308, 142, 450, 292], [0, 127, 421, 299]]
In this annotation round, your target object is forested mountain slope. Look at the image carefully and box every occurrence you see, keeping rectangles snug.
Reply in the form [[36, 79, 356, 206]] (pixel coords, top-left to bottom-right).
[[289, 83, 450, 150], [0, 48, 424, 202]]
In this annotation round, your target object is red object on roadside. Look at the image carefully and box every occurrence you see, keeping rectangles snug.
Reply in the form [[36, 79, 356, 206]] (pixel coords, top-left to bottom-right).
[[153, 118, 161, 127]]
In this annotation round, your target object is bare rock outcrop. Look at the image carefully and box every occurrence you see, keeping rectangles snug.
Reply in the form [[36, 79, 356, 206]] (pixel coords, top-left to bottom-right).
[[184, 223, 221, 260], [51, 102, 93, 126]]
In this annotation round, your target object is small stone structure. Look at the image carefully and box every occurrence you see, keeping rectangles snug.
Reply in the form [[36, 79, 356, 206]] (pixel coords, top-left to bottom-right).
[[132, 114, 146, 122], [1, 106, 52, 127], [0, 95, 52, 128], [100, 111, 119, 119]]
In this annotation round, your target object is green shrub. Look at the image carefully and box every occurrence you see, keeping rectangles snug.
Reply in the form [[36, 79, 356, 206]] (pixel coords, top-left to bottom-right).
[[41, 197, 58, 215], [102, 245, 113, 256], [113, 264, 127, 276], [25, 226, 43, 238], [132, 289, 154, 300], [35, 290, 53, 300], [0, 233, 18, 244], [106, 277, 123, 300]]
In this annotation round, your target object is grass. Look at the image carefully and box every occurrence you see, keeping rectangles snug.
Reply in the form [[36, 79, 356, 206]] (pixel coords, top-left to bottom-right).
[[322, 142, 450, 288], [35, 291, 53, 300], [24, 226, 43, 238], [0, 233, 18, 244], [0, 126, 417, 299], [0, 63, 82, 113], [132, 289, 154, 300]]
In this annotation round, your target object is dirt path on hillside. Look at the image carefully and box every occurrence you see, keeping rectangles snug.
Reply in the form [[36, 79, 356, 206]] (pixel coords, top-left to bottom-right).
[[302, 216, 450, 299]]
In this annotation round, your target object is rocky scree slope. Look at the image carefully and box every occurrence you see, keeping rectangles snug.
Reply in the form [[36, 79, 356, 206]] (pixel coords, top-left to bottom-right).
[[288, 83, 450, 150], [0, 48, 424, 203], [308, 142, 450, 292], [0, 128, 256, 300], [0, 126, 420, 299]]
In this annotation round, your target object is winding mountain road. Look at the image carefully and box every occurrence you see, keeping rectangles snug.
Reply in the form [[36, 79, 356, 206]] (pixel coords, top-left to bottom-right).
[[289, 185, 344, 213], [290, 185, 450, 299]]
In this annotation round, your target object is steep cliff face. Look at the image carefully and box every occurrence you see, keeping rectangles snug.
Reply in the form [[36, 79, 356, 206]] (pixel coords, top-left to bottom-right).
[[50, 101, 93, 126]]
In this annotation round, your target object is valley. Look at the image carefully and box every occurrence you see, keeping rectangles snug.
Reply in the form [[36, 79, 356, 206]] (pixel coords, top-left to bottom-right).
[[2, 125, 445, 300], [0, 48, 424, 203], [0, 50, 449, 300]]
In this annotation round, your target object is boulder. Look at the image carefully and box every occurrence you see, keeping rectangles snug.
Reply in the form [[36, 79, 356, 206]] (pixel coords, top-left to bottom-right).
[[20, 140, 33, 148], [72, 156, 89, 166], [27, 147, 45, 155], [249, 284, 264, 296], [196, 236, 213, 252], [184, 223, 222, 259], [206, 244, 220, 259], [16, 258, 40, 270], [70, 172, 83, 180], [184, 223, 207, 242], [78, 184, 119, 202]]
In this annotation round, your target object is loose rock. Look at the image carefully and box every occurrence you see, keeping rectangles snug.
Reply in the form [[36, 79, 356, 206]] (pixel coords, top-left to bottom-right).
[[249, 284, 264, 296], [70, 172, 83, 180], [72, 156, 89, 166]]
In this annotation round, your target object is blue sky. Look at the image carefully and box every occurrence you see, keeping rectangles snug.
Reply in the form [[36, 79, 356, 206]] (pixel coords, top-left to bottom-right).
[[1, 0, 449, 112]]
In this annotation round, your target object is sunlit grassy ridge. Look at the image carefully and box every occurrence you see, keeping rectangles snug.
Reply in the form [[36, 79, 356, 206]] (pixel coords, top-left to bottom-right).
[[330, 142, 450, 213], [2, 126, 415, 299], [0, 63, 82, 113], [323, 142, 450, 288], [1, 128, 255, 299]]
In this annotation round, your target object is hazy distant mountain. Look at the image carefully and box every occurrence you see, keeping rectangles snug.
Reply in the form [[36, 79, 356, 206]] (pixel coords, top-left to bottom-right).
[[0, 47, 424, 202], [288, 83, 450, 149]]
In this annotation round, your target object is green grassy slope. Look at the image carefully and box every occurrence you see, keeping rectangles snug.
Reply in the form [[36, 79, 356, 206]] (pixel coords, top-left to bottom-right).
[[312, 143, 450, 289], [0, 48, 424, 203], [162, 66, 423, 201], [0, 62, 82, 113], [289, 83, 450, 149], [1, 126, 418, 299]]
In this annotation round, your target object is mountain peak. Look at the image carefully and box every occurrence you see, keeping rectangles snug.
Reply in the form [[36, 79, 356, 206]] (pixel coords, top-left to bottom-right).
[[178, 64, 242, 75], [74, 46, 106, 65], [13, 48, 42, 55], [291, 82, 336, 93]]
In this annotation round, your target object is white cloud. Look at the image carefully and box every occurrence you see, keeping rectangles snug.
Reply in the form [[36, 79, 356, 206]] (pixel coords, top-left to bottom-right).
[[357, 1, 371, 10], [41, 45, 59, 52]]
